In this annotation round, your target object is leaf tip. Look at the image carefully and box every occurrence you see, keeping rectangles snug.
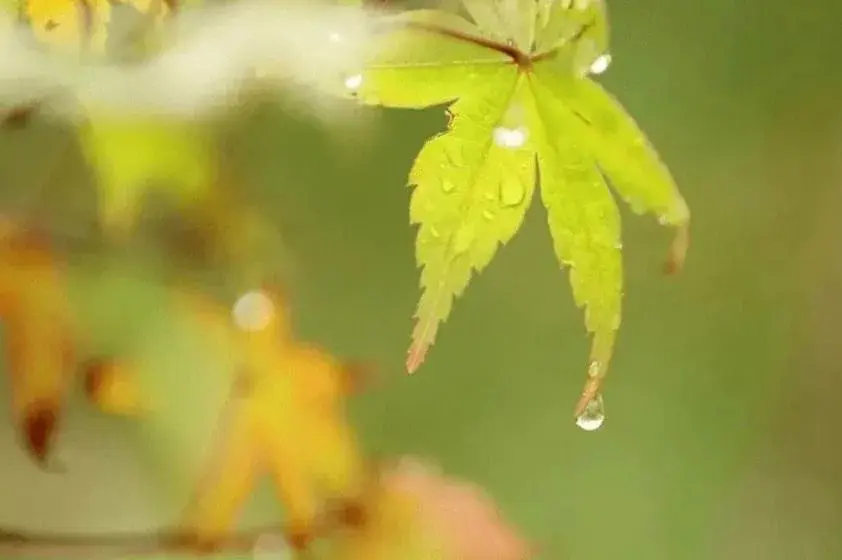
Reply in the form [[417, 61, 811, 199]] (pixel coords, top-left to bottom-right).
[[663, 222, 690, 275], [22, 402, 58, 466], [574, 330, 616, 417], [406, 337, 433, 375], [406, 342, 428, 374]]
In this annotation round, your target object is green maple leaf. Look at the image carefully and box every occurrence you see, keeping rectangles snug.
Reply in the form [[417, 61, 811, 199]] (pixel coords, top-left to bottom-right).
[[345, 0, 690, 416]]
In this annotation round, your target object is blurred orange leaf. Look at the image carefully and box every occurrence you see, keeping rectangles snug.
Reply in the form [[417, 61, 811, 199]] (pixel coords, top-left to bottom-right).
[[179, 288, 369, 551], [0, 221, 143, 465]]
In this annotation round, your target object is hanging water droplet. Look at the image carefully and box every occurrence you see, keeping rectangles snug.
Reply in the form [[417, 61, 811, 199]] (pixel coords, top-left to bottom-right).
[[575, 393, 605, 431], [344, 73, 363, 92], [493, 126, 528, 149], [232, 290, 274, 332], [589, 53, 612, 75], [500, 180, 525, 207]]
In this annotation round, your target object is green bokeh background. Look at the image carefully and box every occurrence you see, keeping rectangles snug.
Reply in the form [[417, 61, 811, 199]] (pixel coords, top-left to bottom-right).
[[3, 1, 842, 559]]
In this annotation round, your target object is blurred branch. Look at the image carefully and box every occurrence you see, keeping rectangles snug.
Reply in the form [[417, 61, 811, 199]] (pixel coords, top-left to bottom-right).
[[0, 525, 287, 558], [0, 0, 373, 121]]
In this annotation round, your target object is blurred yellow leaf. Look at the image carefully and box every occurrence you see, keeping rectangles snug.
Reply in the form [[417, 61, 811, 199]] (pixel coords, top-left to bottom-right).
[[0, 222, 76, 465], [0, 221, 144, 465], [77, 113, 217, 237], [180, 288, 369, 551]]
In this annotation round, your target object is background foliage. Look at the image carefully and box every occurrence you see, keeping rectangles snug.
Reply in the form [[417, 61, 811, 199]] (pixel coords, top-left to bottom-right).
[[2, 0, 842, 559]]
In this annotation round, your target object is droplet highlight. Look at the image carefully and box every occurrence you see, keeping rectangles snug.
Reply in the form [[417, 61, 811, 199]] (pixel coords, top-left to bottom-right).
[[575, 393, 605, 431], [452, 224, 475, 255], [493, 126, 527, 149], [344, 73, 363, 92], [500, 180, 525, 207], [589, 53, 612, 75], [232, 290, 274, 332]]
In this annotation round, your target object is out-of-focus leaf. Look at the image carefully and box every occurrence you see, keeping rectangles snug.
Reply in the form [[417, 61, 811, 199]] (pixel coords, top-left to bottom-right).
[[180, 288, 368, 551], [82, 358, 146, 416], [23, 0, 112, 53], [77, 113, 216, 237], [0, 223, 76, 465], [0, 221, 144, 465], [328, 457, 532, 560]]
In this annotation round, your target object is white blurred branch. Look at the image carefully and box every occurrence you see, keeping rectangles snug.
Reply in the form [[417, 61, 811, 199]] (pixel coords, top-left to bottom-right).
[[0, 0, 374, 121]]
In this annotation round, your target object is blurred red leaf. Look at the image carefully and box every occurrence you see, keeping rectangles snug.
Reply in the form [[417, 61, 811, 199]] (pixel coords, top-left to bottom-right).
[[331, 456, 533, 560]]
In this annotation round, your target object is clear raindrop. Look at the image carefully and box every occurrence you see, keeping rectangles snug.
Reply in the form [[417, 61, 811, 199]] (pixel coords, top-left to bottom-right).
[[575, 393, 605, 431], [232, 290, 274, 332], [493, 126, 528, 149]]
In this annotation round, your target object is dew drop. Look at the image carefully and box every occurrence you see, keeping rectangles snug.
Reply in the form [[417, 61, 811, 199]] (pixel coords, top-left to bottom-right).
[[452, 224, 475, 254], [344, 73, 363, 91], [589, 53, 612, 76], [442, 180, 457, 193], [500, 180, 525, 207], [232, 290, 274, 332], [493, 126, 528, 149], [429, 226, 441, 239], [575, 393, 605, 431], [482, 209, 495, 221]]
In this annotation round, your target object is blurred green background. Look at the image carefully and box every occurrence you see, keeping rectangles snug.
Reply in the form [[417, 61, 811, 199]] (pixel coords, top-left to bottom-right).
[[3, 1, 842, 559]]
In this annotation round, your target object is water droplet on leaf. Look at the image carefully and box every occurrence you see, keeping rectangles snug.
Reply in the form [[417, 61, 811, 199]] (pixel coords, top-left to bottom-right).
[[500, 181, 525, 207], [589, 54, 612, 75], [344, 73, 363, 91], [232, 290, 274, 331], [575, 394, 605, 431], [493, 126, 527, 149], [442, 180, 457, 193], [452, 224, 475, 254], [482, 209, 495, 221]]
